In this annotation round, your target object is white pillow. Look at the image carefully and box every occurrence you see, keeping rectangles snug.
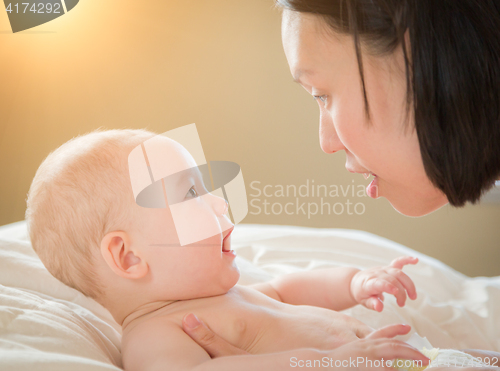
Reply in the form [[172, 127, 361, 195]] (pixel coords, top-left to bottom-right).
[[0, 221, 122, 371]]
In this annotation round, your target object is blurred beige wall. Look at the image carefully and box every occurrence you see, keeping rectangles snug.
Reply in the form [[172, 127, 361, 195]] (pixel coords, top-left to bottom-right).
[[1, 0, 499, 277]]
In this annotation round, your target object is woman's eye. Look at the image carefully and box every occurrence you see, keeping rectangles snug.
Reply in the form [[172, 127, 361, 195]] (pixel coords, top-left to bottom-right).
[[186, 186, 198, 198], [313, 95, 328, 105]]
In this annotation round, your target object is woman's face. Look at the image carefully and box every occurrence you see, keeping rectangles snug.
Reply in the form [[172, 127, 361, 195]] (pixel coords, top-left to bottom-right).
[[281, 10, 448, 217]]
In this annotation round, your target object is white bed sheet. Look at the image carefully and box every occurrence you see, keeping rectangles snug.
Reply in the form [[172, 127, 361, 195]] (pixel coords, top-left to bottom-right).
[[0, 221, 499, 370]]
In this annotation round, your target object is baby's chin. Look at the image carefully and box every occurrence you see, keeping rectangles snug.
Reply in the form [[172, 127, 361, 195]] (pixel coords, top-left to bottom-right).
[[195, 267, 241, 299]]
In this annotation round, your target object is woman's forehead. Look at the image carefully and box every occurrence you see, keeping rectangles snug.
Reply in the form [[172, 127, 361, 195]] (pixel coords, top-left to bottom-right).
[[282, 12, 352, 85], [282, 9, 350, 81]]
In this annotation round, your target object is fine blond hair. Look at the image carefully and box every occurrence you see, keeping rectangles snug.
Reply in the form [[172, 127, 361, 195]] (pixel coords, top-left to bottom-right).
[[26, 128, 155, 300]]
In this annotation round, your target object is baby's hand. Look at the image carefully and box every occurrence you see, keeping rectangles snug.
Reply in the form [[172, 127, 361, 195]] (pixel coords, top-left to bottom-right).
[[350, 256, 418, 312]]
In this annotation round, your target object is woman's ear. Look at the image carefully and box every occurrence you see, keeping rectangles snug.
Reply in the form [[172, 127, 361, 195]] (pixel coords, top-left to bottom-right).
[[100, 231, 148, 279]]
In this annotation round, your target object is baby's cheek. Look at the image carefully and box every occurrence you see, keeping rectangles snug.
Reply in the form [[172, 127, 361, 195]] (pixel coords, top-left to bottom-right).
[[133, 208, 179, 245], [170, 199, 222, 246]]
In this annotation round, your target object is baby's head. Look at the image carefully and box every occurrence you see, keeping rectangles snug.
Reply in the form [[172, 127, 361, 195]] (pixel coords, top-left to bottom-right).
[[26, 129, 239, 322]]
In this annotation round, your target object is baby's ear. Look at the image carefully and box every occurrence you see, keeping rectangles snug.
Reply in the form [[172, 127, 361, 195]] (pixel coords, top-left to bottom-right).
[[100, 231, 148, 279]]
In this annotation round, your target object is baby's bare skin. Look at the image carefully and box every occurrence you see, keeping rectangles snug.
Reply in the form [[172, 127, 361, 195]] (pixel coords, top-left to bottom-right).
[[122, 285, 372, 357], [119, 256, 425, 371]]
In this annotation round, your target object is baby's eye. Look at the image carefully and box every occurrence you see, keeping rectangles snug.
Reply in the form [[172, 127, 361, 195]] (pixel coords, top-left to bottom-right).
[[186, 186, 198, 198], [313, 95, 328, 105]]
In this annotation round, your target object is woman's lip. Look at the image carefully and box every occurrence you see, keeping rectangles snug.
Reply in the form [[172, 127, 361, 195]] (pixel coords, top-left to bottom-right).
[[366, 174, 379, 198]]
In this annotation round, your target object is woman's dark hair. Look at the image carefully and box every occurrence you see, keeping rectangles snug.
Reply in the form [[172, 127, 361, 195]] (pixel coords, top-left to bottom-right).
[[276, 0, 500, 207]]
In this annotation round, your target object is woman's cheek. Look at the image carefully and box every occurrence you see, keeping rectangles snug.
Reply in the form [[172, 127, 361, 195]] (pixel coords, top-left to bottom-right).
[[328, 104, 360, 153]]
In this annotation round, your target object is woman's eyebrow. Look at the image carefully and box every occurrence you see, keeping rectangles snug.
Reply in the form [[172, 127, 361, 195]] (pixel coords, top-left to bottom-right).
[[293, 68, 313, 83]]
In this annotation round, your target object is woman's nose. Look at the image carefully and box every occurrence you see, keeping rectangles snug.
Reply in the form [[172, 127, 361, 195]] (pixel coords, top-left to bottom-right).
[[319, 110, 343, 154]]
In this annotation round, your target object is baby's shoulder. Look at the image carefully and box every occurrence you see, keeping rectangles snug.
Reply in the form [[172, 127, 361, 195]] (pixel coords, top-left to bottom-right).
[[122, 310, 178, 340], [120, 311, 207, 371]]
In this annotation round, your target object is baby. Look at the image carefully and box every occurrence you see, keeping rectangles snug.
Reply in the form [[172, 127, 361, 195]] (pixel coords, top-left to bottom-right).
[[25, 129, 498, 371]]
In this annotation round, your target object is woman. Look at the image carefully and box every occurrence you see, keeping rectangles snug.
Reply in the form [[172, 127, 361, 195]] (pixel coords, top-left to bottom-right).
[[181, 0, 500, 367]]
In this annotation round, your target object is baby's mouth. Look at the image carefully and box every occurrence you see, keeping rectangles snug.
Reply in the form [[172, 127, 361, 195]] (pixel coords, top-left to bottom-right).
[[222, 227, 234, 252]]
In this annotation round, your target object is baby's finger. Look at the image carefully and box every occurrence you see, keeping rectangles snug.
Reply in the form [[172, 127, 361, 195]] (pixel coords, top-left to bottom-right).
[[382, 276, 408, 307], [390, 256, 419, 270], [365, 324, 411, 339], [366, 296, 384, 312], [366, 278, 396, 297], [389, 268, 417, 300], [369, 277, 403, 300]]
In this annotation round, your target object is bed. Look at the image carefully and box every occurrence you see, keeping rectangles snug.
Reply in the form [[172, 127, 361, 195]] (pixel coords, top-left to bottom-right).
[[0, 221, 499, 370]]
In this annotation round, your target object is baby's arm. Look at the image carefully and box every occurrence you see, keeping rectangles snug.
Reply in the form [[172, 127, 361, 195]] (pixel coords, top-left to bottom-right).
[[250, 256, 418, 312], [250, 266, 360, 311]]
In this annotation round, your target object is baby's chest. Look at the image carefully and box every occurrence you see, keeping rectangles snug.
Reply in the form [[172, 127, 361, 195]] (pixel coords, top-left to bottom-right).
[[190, 294, 359, 354], [201, 305, 359, 354], [196, 296, 277, 353]]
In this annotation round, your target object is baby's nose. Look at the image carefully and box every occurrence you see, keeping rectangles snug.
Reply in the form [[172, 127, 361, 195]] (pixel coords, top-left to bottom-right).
[[213, 196, 228, 216]]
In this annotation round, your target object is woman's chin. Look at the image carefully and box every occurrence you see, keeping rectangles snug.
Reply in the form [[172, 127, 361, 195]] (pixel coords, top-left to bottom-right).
[[388, 194, 449, 217]]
